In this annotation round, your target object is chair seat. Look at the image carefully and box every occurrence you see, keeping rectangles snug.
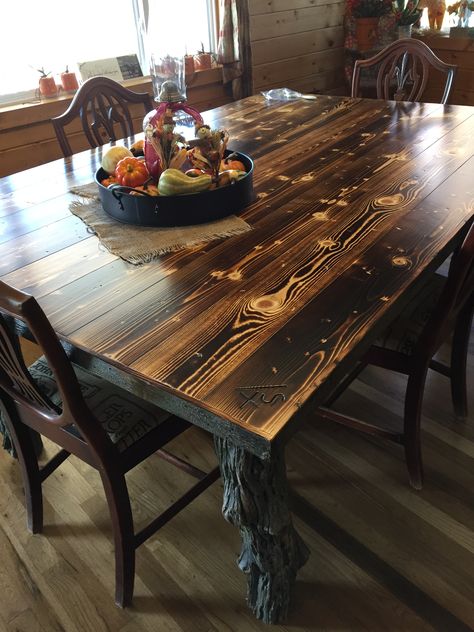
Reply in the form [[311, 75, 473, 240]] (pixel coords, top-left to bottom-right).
[[375, 273, 446, 356], [29, 357, 169, 452]]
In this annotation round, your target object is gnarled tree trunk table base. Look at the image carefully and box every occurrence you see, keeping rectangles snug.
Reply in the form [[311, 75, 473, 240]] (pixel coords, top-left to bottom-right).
[[215, 437, 309, 624]]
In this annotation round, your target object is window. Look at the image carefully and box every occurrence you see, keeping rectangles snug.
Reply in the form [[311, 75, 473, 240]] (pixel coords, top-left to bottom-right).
[[0, 0, 217, 106], [418, 3, 474, 30]]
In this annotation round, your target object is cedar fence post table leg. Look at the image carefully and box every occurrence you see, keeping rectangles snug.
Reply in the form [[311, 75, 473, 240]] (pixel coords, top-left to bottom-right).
[[214, 437, 309, 624]]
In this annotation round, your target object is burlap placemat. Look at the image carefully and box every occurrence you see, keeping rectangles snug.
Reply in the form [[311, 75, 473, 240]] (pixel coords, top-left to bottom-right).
[[69, 183, 252, 264]]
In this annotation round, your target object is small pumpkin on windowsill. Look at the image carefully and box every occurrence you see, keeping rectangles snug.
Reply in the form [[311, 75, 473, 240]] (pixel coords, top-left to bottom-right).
[[194, 43, 213, 71], [37, 67, 58, 98], [60, 66, 79, 93]]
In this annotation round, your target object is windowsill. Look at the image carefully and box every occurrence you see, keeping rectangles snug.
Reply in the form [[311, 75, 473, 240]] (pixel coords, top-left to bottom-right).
[[0, 77, 155, 114], [0, 66, 230, 178], [0, 67, 225, 130], [416, 27, 450, 37], [414, 31, 474, 49]]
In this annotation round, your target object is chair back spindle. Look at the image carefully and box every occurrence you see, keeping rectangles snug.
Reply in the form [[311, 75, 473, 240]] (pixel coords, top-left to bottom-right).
[[0, 315, 53, 412], [52, 76, 153, 157], [351, 38, 457, 105], [0, 282, 115, 461]]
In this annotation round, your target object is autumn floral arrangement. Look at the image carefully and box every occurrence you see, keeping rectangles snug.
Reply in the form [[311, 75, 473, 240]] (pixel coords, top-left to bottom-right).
[[347, 0, 392, 16], [98, 106, 246, 197], [447, 0, 474, 18], [392, 0, 423, 23]]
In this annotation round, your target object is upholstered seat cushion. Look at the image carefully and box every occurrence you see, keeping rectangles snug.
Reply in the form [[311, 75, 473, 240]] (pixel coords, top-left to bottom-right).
[[29, 357, 169, 452], [375, 273, 446, 356]]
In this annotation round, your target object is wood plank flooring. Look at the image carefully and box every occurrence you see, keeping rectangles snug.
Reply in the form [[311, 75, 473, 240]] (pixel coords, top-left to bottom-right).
[[0, 335, 472, 632]]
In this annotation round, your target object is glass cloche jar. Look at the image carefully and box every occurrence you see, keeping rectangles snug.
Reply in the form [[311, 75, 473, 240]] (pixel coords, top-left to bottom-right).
[[143, 56, 203, 180]]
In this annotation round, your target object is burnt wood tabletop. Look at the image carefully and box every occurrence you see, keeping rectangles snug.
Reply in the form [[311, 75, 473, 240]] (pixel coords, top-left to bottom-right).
[[1, 95, 473, 623]]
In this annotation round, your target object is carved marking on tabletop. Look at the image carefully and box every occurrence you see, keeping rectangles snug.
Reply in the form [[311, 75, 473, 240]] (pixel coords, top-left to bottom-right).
[[236, 384, 287, 420]]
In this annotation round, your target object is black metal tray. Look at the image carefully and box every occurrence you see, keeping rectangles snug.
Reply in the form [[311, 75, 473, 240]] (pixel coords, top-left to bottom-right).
[[95, 151, 255, 227]]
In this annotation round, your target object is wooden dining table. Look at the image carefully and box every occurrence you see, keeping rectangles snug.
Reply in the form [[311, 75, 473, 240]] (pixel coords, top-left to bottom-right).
[[1, 94, 473, 624]]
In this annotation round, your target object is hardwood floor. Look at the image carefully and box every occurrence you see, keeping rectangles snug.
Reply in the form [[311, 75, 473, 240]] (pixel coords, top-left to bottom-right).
[[0, 336, 472, 632]]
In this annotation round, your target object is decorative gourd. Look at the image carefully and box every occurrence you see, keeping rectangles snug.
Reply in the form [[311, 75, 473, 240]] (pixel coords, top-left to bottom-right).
[[102, 146, 134, 174], [158, 168, 212, 196]]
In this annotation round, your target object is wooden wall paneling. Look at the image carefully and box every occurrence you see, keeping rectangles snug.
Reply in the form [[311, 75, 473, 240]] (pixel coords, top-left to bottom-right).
[[249, 0, 343, 17], [414, 35, 474, 106], [419, 34, 474, 56], [254, 72, 345, 95], [185, 67, 225, 88], [0, 97, 76, 129], [0, 119, 66, 152], [250, 3, 344, 41], [443, 50, 474, 69], [184, 84, 232, 110], [1, 142, 61, 176], [251, 26, 344, 66], [249, 0, 346, 96], [253, 49, 346, 90], [420, 67, 474, 106]]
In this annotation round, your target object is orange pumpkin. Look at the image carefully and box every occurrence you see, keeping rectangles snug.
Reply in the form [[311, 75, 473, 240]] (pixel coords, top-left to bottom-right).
[[220, 158, 246, 172], [114, 157, 149, 187], [101, 175, 118, 187]]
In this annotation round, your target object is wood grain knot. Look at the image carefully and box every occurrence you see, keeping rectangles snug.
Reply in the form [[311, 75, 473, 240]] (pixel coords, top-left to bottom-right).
[[318, 239, 338, 248], [228, 271, 242, 281], [392, 256, 411, 268], [251, 295, 282, 313], [295, 174, 315, 183], [375, 194, 404, 206], [312, 212, 328, 221]]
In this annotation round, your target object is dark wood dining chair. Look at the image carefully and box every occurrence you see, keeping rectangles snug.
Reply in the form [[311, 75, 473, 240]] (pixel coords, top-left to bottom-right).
[[0, 281, 219, 606], [316, 220, 474, 490], [51, 76, 154, 157], [351, 38, 457, 105]]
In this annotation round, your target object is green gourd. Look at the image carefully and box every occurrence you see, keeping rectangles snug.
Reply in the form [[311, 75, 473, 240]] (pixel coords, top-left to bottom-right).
[[158, 168, 212, 196]]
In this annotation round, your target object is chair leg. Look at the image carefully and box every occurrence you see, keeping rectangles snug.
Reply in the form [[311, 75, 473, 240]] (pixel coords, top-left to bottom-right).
[[403, 369, 427, 491], [100, 469, 136, 608], [450, 300, 473, 419], [1, 402, 43, 533], [19, 426, 43, 534]]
